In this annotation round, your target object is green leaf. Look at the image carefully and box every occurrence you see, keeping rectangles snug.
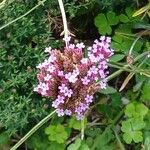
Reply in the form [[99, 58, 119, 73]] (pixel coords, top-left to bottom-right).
[[86, 137, 93, 147], [95, 13, 108, 27], [0, 132, 9, 146], [131, 118, 145, 130], [45, 124, 68, 143], [143, 132, 150, 150], [79, 143, 90, 150], [125, 103, 135, 118], [107, 11, 119, 25], [119, 14, 129, 23], [112, 35, 123, 43], [125, 103, 148, 118], [110, 54, 125, 62], [132, 131, 143, 143], [49, 142, 65, 150], [69, 117, 87, 130], [69, 117, 81, 130], [67, 138, 81, 150], [135, 103, 148, 117], [123, 132, 132, 144], [92, 128, 114, 149], [98, 25, 112, 35], [100, 86, 117, 94], [123, 131, 143, 144], [95, 13, 112, 35], [141, 82, 150, 101], [125, 7, 134, 19], [111, 42, 122, 51], [121, 120, 132, 133]]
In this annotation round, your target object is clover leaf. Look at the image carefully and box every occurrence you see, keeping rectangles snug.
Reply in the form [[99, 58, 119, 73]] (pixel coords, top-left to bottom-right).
[[45, 124, 68, 143], [125, 103, 148, 118], [123, 131, 143, 144], [121, 120, 144, 144], [94, 13, 112, 35], [121, 111, 146, 144], [107, 11, 119, 25]]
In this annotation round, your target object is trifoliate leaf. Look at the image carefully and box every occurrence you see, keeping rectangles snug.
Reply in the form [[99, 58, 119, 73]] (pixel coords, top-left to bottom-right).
[[123, 131, 143, 144], [45, 124, 68, 143], [95, 13, 112, 35], [119, 14, 129, 23], [95, 13, 108, 27], [107, 11, 119, 25], [125, 103, 148, 118]]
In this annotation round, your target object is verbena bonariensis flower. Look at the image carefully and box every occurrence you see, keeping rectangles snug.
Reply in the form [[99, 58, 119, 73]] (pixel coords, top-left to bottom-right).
[[34, 36, 114, 120]]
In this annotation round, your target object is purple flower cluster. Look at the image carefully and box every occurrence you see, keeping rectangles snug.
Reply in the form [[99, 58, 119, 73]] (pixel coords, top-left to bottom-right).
[[34, 36, 113, 120]]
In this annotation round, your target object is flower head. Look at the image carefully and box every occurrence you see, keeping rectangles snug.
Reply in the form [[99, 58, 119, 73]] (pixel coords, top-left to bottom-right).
[[34, 36, 113, 119]]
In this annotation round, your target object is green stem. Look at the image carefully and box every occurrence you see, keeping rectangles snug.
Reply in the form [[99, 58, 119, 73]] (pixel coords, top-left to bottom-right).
[[106, 51, 150, 81], [108, 63, 150, 77], [113, 129, 125, 150], [129, 36, 140, 55], [81, 118, 85, 140], [0, 0, 47, 31], [10, 110, 56, 150]]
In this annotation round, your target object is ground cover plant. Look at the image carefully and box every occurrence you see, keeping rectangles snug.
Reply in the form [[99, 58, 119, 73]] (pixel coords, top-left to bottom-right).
[[0, 0, 150, 150]]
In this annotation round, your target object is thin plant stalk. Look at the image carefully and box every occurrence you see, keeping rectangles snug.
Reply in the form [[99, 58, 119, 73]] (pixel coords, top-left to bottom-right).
[[10, 110, 56, 150], [58, 0, 69, 46], [81, 118, 85, 140]]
